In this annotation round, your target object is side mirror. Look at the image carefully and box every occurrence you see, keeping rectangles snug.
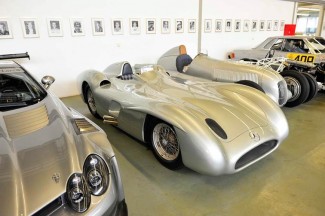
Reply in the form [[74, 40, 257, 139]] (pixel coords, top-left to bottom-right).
[[41, 75, 55, 89]]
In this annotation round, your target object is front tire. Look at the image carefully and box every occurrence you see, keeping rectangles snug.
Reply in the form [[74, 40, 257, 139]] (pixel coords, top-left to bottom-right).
[[281, 70, 310, 107], [85, 86, 101, 119], [150, 120, 183, 170], [301, 72, 318, 103]]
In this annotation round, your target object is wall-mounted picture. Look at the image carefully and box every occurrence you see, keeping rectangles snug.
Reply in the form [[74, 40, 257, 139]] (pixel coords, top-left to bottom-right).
[[259, 20, 265, 31], [267, 20, 272, 31], [146, 18, 156, 34], [204, 19, 212, 33], [225, 19, 232, 32], [243, 20, 250, 32], [21, 18, 39, 38], [280, 20, 285, 31], [273, 20, 279, 31], [188, 19, 196, 33], [234, 20, 241, 32], [175, 19, 184, 33], [70, 18, 85, 36], [161, 19, 171, 34], [215, 19, 222, 32], [130, 18, 140, 35], [92, 18, 105, 36], [47, 18, 63, 37], [0, 18, 13, 39], [112, 19, 123, 35], [251, 20, 257, 31]]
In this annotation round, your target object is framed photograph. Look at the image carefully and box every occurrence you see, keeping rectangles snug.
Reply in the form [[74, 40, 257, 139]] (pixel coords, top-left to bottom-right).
[[175, 19, 184, 33], [273, 20, 279, 31], [0, 18, 13, 39], [225, 19, 232, 32], [251, 20, 257, 31], [21, 18, 39, 38], [112, 19, 123, 35], [234, 20, 241, 32], [188, 19, 196, 33], [280, 20, 285, 31], [243, 20, 250, 32], [204, 19, 212, 33], [161, 19, 171, 34], [92, 18, 105, 36], [47, 18, 63, 37], [259, 20, 265, 31], [267, 20, 272, 31], [146, 18, 156, 34], [130, 18, 140, 35], [70, 18, 85, 36], [215, 19, 222, 32]]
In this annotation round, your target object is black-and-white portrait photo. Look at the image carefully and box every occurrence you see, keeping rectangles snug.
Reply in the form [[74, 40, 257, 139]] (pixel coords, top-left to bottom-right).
[[260, 20, 265, 31], [70, 18, 85, 36], [146, 19, 155, 34], [188, 19, 196, 33], [215, 19, 222, 32], [161, 19, 170, 34], [273, 20, 279, 31], [92, 18, 105, 36], [204, 19, 212, 33], [267, 20, 272, 31], [175, 19, 183, 33], [0, 19, 12, 38], [243, 20, 249, 32], [225, 19, 232, 32], [21, 18, 39, 38], [112, 19, 123, 35], [280, 20, 285, 31], [47, 18, 63, 37], [252, 20, 257, 31], [235, 20, 241, 32], [130, 19, 140, 34]]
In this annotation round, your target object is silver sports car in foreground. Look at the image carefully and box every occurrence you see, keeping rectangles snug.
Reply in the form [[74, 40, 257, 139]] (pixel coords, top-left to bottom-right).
[[78, 61, 289, 176], [0, 54, 127, 216], [157, 45, 291, 107]]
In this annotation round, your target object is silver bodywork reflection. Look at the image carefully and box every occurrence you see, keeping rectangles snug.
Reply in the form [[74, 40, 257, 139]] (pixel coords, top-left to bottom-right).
[[78, 62, 289, 176]]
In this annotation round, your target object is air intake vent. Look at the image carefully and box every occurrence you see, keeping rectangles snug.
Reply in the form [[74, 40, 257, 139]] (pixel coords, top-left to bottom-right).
[[73, 118, 98, 134], [235, 140, 277, 170], [4, 104, 49, 138]]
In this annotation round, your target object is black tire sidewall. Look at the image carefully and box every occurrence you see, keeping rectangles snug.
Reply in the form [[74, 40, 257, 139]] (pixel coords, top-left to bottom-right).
[[85, 86, 101, 118], [301, 72, 318, 103], [236, 80, 265, 93]]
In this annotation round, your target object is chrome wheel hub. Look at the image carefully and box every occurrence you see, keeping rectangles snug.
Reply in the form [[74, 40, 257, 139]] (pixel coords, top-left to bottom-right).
[[285, 77, 301, 102]]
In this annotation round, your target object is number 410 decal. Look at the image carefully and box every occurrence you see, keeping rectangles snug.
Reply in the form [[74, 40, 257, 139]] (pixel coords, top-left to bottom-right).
[[286, 53, 315, 63]]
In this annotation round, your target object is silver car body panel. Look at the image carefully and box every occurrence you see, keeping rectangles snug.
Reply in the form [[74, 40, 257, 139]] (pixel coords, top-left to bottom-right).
[[0, 61, 126, 216], [78, 63, 289, 175], [157, 46, 289, 106]]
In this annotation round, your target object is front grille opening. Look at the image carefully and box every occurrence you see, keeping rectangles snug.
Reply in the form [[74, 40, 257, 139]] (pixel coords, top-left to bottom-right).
[[32, 194, 65, 216], [235, 140, 277, 170]]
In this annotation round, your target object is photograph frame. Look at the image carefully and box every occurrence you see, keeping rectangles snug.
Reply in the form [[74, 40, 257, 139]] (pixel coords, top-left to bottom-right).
[[215, 19, 222, 32], [259, 20, 266, 31], [175, 18, 184, 33], [146, 18, 156, 34], [280, 20, 285, 31], [234, 19, 241, 32], [112, 18, 124, 35], [251, 20, 258, 31], [129, 18, 141, 35], [267, 20, 272, 31], [92, 18, 105, 36], [0, 18, 13, 39], [273, 20, 279, 31], [70, 18, 85, 36], [21, 18, 39, 38], [47, 18, 63, 37], [225, 19, 232, 32], [204, 19, 212, 33], [161, 18, 171, 34], [243, 20, 250, 32], [188, 19, 196, 33]]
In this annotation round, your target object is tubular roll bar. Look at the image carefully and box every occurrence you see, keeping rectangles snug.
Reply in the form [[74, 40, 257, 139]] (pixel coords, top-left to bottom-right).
[[0, 52, 30, 60]]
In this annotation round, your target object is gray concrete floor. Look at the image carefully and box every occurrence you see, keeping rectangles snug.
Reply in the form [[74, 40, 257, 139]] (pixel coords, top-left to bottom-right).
[[61, 93, 325, 216]]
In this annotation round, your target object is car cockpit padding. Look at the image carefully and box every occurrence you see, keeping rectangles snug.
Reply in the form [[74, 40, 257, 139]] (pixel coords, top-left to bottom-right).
[[176, 54, 193, 72]]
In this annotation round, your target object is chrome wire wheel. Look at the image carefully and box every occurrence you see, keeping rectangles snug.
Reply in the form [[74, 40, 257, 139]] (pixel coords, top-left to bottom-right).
[[152, 123, 180, 161], [87, 88, 97, 113], [285, 76, 301, 102]]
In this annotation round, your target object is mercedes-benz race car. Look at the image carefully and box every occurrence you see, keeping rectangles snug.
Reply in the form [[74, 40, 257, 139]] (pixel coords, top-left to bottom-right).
[[0, 53, 127, 216], [78, 61, 289, 176], [157, 45, 291, 107]]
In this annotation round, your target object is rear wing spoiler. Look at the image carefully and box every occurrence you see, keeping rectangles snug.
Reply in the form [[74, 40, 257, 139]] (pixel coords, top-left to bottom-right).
[[0, 52, 30, 60]]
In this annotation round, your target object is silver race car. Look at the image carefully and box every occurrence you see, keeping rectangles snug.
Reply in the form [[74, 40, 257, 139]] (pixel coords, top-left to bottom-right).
[[157, 45, 291, 107], [78, 61, 288, 176], [0, 53, 127, 216]]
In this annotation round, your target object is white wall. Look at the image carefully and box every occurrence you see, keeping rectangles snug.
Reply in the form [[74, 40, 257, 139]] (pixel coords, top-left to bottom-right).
[[0, 0, 294, 97]]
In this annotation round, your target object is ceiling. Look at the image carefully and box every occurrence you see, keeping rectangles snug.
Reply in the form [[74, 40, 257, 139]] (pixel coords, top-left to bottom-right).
[[282, 0, 325, 5]]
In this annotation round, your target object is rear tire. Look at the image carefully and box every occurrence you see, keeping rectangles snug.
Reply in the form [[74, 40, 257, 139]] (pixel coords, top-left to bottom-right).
[[301, 72, 318, 103], [281, 70, 310, 107], [150, 119, 183, 170], [85, 86, 101, 119], [236, 80, 265, 93]]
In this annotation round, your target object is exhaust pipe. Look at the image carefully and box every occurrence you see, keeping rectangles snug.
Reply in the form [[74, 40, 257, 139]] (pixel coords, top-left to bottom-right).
[[103, 115, 118, 126]]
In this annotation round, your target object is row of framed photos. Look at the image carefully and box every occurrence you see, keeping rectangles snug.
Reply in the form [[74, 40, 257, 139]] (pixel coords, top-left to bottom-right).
[[204, 19, 286, 32], [0, 17, 286, 39]]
